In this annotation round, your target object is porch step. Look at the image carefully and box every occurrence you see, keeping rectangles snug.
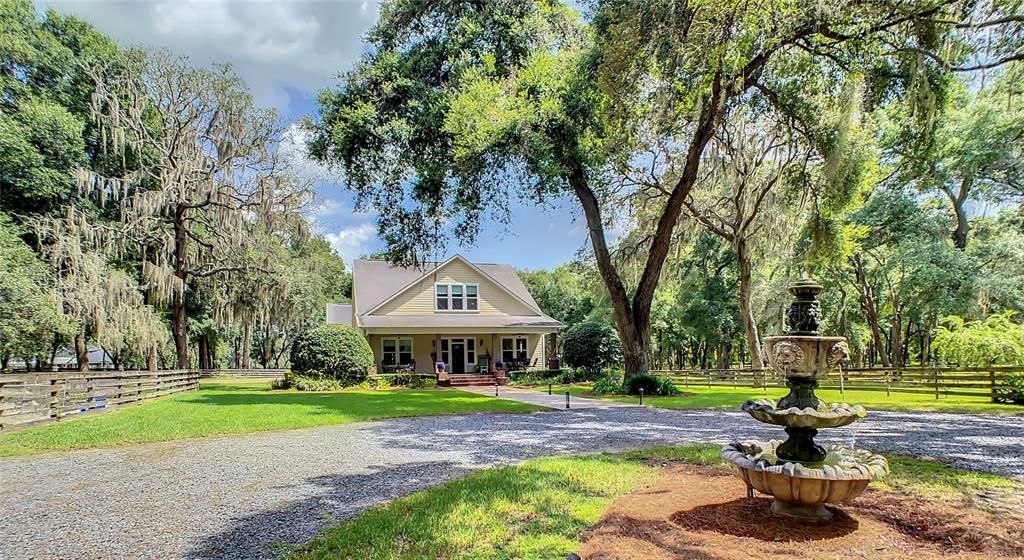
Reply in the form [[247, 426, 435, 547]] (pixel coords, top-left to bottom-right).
[[447, 374, 504, 387]]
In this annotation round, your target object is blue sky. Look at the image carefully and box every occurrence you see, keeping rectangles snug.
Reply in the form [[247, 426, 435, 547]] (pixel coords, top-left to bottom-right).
[[39, 0, 589, 269]]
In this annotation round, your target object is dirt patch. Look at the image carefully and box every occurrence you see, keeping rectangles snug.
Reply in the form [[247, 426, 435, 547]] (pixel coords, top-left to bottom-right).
[[578, 465, 1024, 560]]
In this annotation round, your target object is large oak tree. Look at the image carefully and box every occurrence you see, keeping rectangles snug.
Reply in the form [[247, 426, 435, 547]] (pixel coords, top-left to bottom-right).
[[310, 0, 1014, 377]]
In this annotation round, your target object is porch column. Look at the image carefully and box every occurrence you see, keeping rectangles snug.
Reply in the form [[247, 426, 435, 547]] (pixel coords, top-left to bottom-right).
[[434, 333, 448, 385], [547, 331, 560, 370]]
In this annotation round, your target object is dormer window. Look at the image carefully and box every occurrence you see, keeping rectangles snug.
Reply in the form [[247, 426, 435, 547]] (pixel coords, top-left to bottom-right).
[[435, 283, 479, 312]]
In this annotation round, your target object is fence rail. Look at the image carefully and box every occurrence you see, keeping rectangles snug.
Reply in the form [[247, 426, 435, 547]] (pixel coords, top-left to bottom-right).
[[0, 369, 200, 432], [199, 368, 286, 378], [651, 366, 1022, 402]]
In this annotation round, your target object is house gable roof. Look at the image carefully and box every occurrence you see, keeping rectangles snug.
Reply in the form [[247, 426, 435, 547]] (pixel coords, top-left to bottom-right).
[[356, 254, 545, 317]]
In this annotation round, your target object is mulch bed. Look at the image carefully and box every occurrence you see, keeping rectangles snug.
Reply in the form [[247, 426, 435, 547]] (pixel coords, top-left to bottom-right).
[[577, 465, 1024, 560]]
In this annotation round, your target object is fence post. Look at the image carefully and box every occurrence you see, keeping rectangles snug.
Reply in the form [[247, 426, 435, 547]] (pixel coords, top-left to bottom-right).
[[989, 366, 997, 403], [886, 370, 891, 397], [55, 376, 65, 422], [707, 373, 711, 388], [933, 369, 940, 400]]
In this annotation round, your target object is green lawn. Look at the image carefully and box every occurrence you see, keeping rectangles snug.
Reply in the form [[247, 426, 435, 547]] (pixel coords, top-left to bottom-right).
[[290, 444, 1020, 560], [0, 377, 543, 457], [536, 383, 1024, 415]]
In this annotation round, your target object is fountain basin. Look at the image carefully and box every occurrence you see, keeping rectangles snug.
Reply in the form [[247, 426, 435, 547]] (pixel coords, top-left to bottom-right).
[[742, 399, 867, 429], [762, 335, 849, 378], [721, 440, 889, 521]]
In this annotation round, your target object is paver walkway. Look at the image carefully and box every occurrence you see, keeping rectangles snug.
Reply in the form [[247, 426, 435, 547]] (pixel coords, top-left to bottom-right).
[[457, 384, 637, 409], [1, 407, 1021, 560]]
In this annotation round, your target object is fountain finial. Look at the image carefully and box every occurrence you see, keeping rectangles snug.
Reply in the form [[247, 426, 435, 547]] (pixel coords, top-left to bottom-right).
[[786, 277, 824, 335]]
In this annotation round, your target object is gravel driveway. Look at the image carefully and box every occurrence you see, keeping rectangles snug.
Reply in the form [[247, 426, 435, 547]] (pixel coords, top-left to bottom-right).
[[1, 407, 1021, 560]]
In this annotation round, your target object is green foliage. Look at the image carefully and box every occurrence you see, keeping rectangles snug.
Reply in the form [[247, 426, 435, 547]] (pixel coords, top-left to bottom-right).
[[933, 313, 1024, 366], [996, 372, 1024, 405], [562, 320, 622, 376], [0, 215, 65, 364], [289, 375, 344, 392], [623, 373, 679, 396], [591, 372, 624, 395], [289, 325, 374, 385], [517, 265, 596, 327], [933, 313, 1024, 404], [0, 0, 119, 215]]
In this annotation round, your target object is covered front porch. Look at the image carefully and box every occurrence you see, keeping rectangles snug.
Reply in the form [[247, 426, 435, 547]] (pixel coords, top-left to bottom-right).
[[363, 328, 558, 379]]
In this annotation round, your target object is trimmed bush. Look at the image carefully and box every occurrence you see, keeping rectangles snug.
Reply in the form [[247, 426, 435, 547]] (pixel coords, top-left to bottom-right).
[[290, 324, 374, 386], [562, 321, 623, 376], [624, 373, 679, 396]]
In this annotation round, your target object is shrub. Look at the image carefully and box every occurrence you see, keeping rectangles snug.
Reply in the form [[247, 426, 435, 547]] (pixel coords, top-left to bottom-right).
[[591, 373, 623, 394], [290, 375, 343, 391], [379, 373, 436, 389], [509, 371, 545, 385], [995, 372, 1024, 405], [655, 376, 681, 396], [623, 373, 679, 396], [562, 321, 623, 376], [290, 324, 373, 385]]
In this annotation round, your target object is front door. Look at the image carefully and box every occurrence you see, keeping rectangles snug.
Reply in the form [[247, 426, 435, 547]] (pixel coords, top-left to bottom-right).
[[450, 340, 466, 373]]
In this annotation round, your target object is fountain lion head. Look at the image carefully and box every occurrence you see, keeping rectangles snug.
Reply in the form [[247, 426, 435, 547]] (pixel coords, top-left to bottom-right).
[[827, 341, 851, 369], [771, 340, 805, 371]]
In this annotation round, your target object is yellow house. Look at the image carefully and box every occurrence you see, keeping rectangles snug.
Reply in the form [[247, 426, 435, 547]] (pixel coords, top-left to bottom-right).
[[326, 255, 564, 385]]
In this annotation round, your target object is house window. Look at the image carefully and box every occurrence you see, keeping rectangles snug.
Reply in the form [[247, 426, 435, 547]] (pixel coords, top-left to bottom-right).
[[501, 336, 529, 363], [435, 285, 449, 310], [435, 283, 479, 312], [451, 285, 463, 310], [382, 337, 413, 366]]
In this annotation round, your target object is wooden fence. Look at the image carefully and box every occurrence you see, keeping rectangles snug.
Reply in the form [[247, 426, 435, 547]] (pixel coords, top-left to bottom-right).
[[652, 366, 1022, 402], [0, 369, 200, 432], [199, 368, 285, 378]]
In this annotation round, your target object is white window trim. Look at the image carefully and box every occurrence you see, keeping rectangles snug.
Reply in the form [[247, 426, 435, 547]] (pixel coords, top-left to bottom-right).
[[500, 336, 530, 363], [382, 336, 414, 366], [440, 337, 479, 372], [434, 282, 480, 313]]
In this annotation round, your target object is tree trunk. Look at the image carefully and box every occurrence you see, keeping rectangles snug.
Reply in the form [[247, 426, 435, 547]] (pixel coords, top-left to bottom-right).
[[943, 177, 972, 250], [197, 334, 209, 371], [559, 76, 726, 380], [147, 345, 158, 371], [890, 321, 902, 367], [851, 255, 891, 368], [75, 332, 89, 371], [736, 240, 764, 369], [172, 209, 190, 369], [241, 320, 252, 369]]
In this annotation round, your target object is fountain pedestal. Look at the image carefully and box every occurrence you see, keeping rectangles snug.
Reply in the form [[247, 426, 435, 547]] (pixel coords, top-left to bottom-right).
[[721, 278, 888, 521]]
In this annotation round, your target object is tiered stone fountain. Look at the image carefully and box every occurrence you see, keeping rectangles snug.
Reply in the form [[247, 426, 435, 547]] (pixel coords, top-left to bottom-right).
[[721, 278, 889, 521]]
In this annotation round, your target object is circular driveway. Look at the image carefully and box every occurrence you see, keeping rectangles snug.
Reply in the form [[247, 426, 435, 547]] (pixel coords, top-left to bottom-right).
[[1, 407, 1020, 559]]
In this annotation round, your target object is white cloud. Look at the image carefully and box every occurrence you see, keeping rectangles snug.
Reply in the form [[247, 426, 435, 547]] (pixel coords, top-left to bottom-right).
[[38, 0, 380, 113], [280, 122, 333, 182], [324, 223, 377, 261]]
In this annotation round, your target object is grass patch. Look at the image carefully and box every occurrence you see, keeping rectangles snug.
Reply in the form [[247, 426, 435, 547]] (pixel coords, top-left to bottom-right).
[[291, 443, 1017, 560], [539, 383, 1024, 415], [876, 455, 1023, 499], [290, 452, 660, 560], [0, 377, 543, 457]]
